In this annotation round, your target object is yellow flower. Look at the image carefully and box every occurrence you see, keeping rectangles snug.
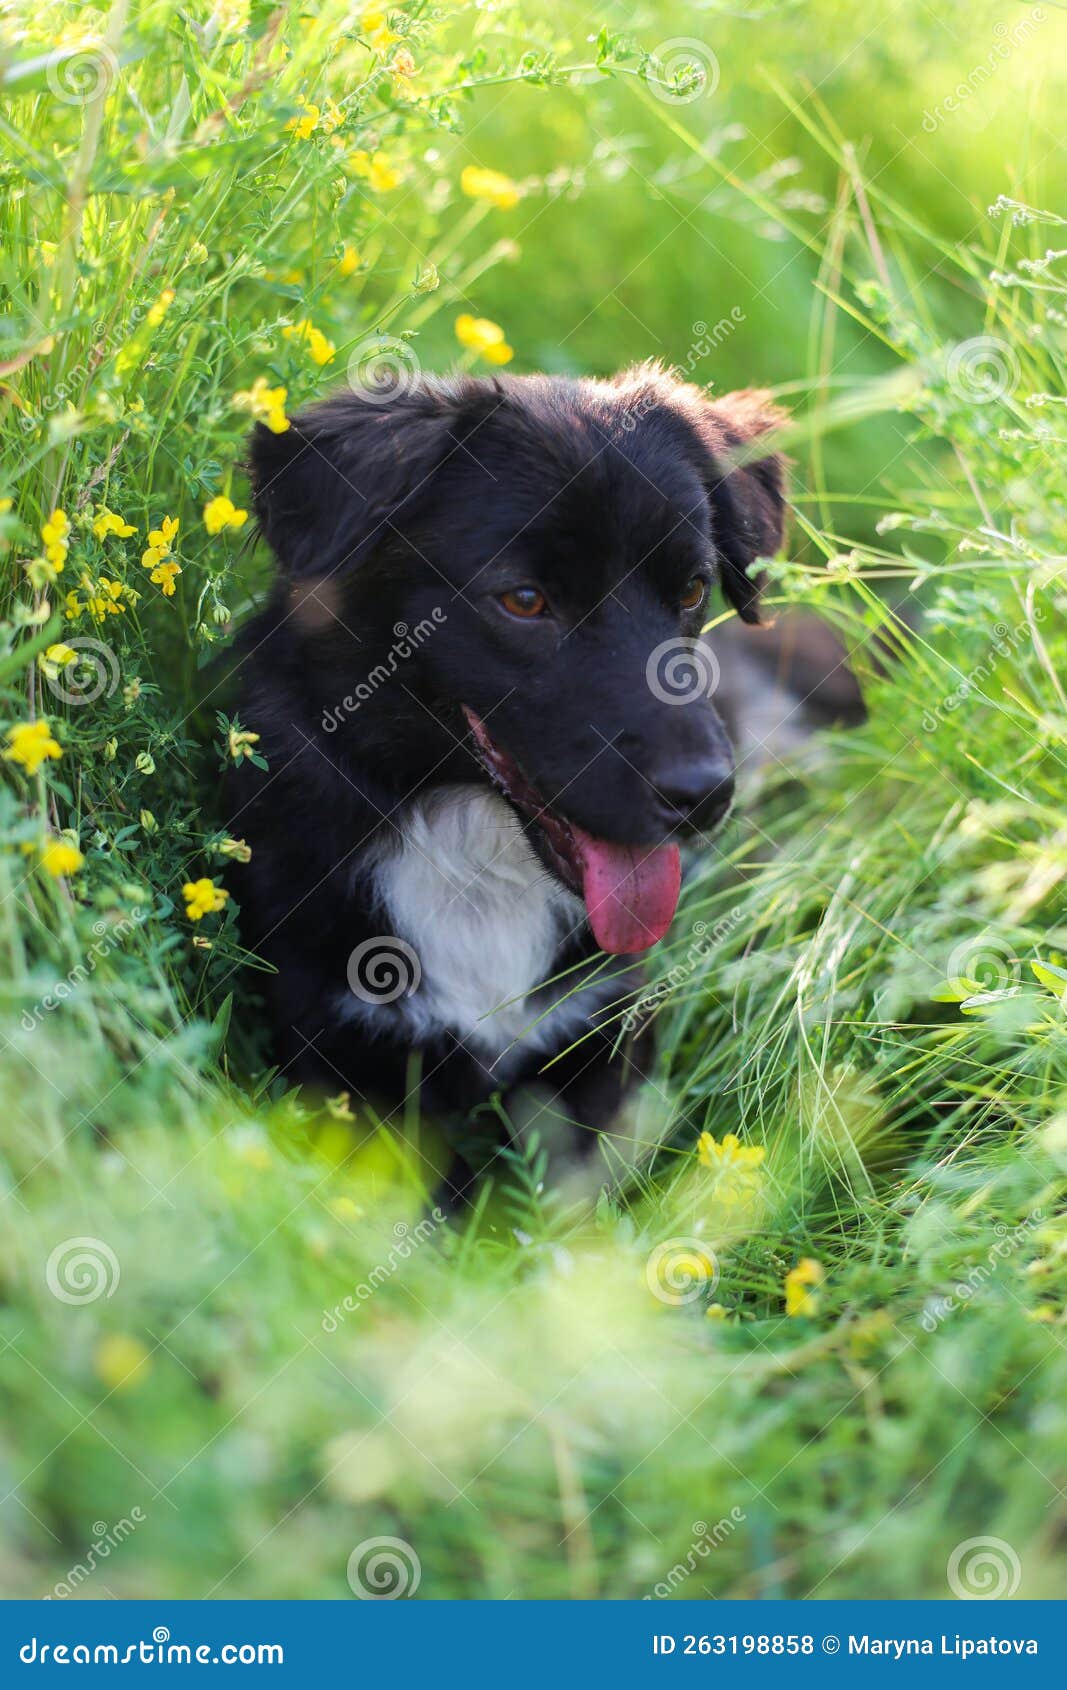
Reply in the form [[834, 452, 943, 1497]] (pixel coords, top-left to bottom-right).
[[321, 97, 344, 134], [283, 318, 336, 366], [288, 101, 320, 140], [203, 495, 248, 535], [182, 877, 230, 921], [390, 48, 416, 83], [145, 287, 175, 328], [147, 515, 179, 552], [698, 1132, 765, 1172], [4, 719, 62, 775], [784, 1258, 825, 1318], [39, 837, 84, 878], [38, 642, 78, 681], [228, 725, 261, 763], [0, 497, 13, 513], [218, 835, 252, 862], [232, 377, 290, 434], [349, 149, 401, 192], [330, 1195, 364, 1222], [93, 507, 136, 540], [338, 244, 362, 277], [361, 5, 399, 47], [149, 558, 182, 597], [325, 1091, 356, 1122], [95, 1334, 151, 1393], [454, 313, 513, 365], [41, 508, 70, 571], [461, 165, 521, 210]]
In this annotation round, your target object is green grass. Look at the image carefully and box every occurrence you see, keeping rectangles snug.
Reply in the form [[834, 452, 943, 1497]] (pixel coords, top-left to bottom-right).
[[1, 0, 1066, 1601]]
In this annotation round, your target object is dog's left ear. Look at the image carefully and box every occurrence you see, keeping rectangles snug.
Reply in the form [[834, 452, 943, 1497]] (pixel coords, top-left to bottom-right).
[[690, 389, 788, 625]]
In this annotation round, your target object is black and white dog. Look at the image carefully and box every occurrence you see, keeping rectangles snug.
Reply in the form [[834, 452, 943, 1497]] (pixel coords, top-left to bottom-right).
[[229, 366, 788, 1144]]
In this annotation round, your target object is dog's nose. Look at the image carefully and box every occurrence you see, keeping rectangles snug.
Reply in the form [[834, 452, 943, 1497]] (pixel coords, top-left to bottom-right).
[[649, 758, 735, 827]]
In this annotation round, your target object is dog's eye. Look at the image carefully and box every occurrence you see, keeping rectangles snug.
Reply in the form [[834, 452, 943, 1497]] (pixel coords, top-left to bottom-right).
[[678, 576, 708, 612], [499, 586, 547, 619]]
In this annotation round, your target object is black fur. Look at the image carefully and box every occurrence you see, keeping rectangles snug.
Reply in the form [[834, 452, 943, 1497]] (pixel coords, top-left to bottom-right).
[[228, 366, 786, 1145]]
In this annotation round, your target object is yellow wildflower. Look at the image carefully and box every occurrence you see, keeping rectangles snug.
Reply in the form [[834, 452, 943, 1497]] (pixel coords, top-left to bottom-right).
[[39, 837, 84, 878], [149, 558, 182, 597], [4, 719, 62, 775], [0, 497, 13, 513], [203, 495, 248, 535], [698, 1132, 765, 1172], [455, 313, 513, 365], [95, 1333, 151, 1393], [182, 877, 230, 921], [145, 287, 175, 328], [288, 101, 320, 140], [283, 318, 336, 366], [349, 149, 401, 192], [321, 97, 345, 134], [218, 836, 252, 862], [361, 6, 399, 47], [784, 1258, 825, 1318], [338, 244, 362, 277], [38, 642, 78, 682], [93, 507, 136, 540], [325, 1091, 356, 1122], [41, 508, 70, 571], [232, 377, 290, 434], [228, 725, 261, 763], [93, 577, 130, 617], [461, 165, 521, 210]]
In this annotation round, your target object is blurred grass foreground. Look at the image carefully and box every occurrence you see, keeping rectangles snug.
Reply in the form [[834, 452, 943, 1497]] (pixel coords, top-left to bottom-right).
[[1, 0, 1067, 1599]]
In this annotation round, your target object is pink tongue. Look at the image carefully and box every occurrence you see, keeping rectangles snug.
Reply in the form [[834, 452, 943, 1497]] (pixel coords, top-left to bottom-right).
[[572, 831, 682, 955]]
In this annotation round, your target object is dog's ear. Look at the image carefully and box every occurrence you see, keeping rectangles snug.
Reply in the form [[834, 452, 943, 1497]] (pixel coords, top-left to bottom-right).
[[690, 389, 788, 625], [247, 383, 474, 578]]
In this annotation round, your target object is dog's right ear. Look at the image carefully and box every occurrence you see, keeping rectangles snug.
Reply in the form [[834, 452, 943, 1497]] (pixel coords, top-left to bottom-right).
[[248, 384, 465, 578]]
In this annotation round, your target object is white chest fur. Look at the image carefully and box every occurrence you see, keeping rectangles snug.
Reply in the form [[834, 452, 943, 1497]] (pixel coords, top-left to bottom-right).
[[356, 787, 597, 1075]]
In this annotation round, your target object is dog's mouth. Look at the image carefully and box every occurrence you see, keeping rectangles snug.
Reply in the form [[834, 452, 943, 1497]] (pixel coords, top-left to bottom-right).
[[463, 707, 681, 956]]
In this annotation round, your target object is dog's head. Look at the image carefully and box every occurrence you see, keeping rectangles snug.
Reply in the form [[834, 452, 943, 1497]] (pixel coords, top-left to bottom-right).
[[249, 365, 787, 954]]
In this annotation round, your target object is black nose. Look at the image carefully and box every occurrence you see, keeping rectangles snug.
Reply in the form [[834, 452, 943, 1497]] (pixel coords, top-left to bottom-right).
[[648, 757, 735, 828]]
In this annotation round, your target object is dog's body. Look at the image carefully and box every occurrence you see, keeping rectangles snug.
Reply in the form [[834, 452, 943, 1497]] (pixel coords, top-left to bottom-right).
[[229, 365, 803, 1146]]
